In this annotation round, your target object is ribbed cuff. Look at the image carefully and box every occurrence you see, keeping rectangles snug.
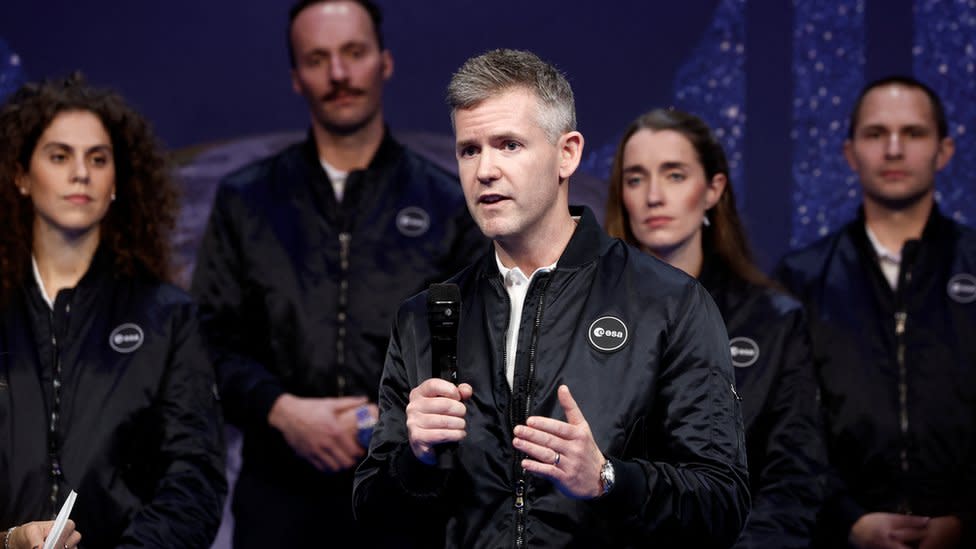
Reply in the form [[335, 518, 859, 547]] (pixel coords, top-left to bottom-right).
[[391, 443, 451, 499], [253, 382, 286, 428], [833, 496, 866, 543], [589, 457, 645, 517]]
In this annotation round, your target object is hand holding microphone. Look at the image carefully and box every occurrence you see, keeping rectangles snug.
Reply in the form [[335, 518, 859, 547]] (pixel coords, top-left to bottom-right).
[[406, 378, 472, 466], [405, 284, 469, 467]]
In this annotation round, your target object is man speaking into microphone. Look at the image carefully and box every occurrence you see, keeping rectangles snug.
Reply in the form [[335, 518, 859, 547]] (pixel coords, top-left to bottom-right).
[[353, 49, 749, 548]]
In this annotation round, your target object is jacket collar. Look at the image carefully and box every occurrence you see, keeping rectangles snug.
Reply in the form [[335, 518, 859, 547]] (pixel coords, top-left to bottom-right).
[[699, 252, 730, 295], [698, 240, 753, 314], [849, 204, 954, 259], [25, 244, 115, 313], [301, 126, 403, 182], [477, 205, 610, 279], [300, 127, 405, 224]]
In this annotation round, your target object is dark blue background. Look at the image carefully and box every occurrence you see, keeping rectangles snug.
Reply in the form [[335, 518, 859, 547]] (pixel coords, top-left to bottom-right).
[[2, 0, 972, 268]]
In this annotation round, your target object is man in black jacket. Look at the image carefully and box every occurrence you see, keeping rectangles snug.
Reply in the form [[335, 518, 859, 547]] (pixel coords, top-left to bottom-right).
[[353, 48, 749, 548], [191, 1, 484, 546], [776, 76, 975, 549]]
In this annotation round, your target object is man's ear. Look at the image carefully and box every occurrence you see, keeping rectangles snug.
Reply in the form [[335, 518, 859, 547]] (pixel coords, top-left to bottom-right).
[[842, 139, 858, 172], [381, 49, 394, 81], [705, 173, 727, 209], [557, 131, 584, 181], [290, 68, 301, 95], [935, 136, 955, 172]]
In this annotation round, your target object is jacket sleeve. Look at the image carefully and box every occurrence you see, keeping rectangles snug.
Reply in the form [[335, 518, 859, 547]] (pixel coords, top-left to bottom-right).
[[191, 183, 285, 428], [117, 303, 227, 549], [733, 306, 827, 549], [352, 310, 452, 543], [592, 281, 751, 548]]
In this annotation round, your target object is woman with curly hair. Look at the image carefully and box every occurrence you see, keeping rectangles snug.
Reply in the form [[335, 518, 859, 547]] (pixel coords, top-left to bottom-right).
[[0, 75, 226, 548], [605, 108, 826, 548]]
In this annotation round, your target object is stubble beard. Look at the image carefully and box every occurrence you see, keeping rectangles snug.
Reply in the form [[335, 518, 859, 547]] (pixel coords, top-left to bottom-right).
[[862, 178, 935, 212], [316, 104, 380, 137]]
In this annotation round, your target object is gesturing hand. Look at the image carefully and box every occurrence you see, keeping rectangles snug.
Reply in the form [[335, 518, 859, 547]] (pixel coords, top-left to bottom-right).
[[849, 512, 930, 549], [406, 379, 473, 465], [268, 393, 369, 472], [512, 385, 606, 499]]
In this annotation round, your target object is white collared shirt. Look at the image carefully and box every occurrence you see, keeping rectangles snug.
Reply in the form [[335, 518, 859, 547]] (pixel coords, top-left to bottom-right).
[[321, 159, 349, 202], [865, 224, 902, 290], [31, 255, 55, 310], [495, 252, 557, 388]]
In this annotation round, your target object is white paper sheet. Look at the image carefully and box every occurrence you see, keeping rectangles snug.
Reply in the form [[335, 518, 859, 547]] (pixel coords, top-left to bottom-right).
[[42, 490, 77, 549]]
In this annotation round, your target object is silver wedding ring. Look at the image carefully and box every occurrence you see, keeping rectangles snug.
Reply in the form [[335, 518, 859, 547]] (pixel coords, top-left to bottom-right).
[[553, 452, 561, 466]]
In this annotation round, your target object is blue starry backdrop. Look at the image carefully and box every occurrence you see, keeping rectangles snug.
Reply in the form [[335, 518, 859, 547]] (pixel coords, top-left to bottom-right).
[[2, 0, 974, 265], [790, 0, 866, 247], [788, 0, 975, 247], [577, 0, 975, 253], [576, 0, 748, 199], [915, 0, 976, 229], [672, 0, 747, 203], [0, 39, 24, 102]]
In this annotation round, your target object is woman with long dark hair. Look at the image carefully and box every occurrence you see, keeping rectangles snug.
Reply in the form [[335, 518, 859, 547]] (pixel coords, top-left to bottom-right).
[[606, 109, 825, 548], [0, 75, 226, 548]]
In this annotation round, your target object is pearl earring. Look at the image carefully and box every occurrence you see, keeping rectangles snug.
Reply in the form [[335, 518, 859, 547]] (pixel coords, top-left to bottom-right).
[[703, 215, 711, 227], [19, 186, 29, 196], [111, 192, 116, 202]]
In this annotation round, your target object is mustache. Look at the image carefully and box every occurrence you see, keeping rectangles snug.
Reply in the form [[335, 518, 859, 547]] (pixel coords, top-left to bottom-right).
[[322, 84, 366, 101]]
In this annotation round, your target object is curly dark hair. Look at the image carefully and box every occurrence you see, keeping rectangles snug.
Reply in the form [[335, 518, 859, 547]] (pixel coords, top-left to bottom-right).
[[0, 74, 178, 304]]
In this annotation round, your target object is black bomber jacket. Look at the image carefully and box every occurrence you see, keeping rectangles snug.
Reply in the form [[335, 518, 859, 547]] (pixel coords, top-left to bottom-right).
[[191, 131, 485, 479], [700, 258, 826, 549], [354, 206, 751, 548], [775, 207, 976, 547], [0, 248, 226, 548]]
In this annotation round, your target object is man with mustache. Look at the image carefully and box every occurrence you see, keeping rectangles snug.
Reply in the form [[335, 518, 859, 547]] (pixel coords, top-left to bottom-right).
[[191, 1, 484, 547], [776, 76, 975, 549]]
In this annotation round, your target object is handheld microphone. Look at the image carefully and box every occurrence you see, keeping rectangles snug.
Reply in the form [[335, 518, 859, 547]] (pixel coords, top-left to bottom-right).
[[427, 283, 461, 469]]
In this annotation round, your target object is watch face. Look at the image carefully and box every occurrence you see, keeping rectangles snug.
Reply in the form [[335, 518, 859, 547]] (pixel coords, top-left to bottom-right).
[[601, 460, 615, 494]]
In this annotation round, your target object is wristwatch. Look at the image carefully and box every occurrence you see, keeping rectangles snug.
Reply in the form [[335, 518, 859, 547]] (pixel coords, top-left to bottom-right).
[[599, 457, 615, 496]]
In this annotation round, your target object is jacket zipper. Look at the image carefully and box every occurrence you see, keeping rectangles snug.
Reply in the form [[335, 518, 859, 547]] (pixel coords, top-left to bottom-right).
[[488, 277, 523, 546], [895, 310, 908, 467], [512, 274, 552, 549], [336, 232, 351, 396], [47, 308, 65, 516], [893, 256, 913, 513]]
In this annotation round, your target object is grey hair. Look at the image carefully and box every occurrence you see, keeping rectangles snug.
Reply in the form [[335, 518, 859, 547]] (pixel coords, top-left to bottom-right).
[[447, 49, 576, 143]]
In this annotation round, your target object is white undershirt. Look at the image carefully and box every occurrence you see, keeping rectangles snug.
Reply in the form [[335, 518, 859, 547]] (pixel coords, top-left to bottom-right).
[[865, 224, 901, 290], [321, 159, 349, 202], [495, 252, 557, 388], [31, 255, 54, 310]]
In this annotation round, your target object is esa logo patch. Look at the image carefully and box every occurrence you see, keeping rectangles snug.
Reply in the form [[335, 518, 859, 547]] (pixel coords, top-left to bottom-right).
[[109, 323, 144, 354], [729, 337, 760, 368], [587, 316, 628, 353], [947, 273, 976, 304], [396, 206, 431, 237]]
